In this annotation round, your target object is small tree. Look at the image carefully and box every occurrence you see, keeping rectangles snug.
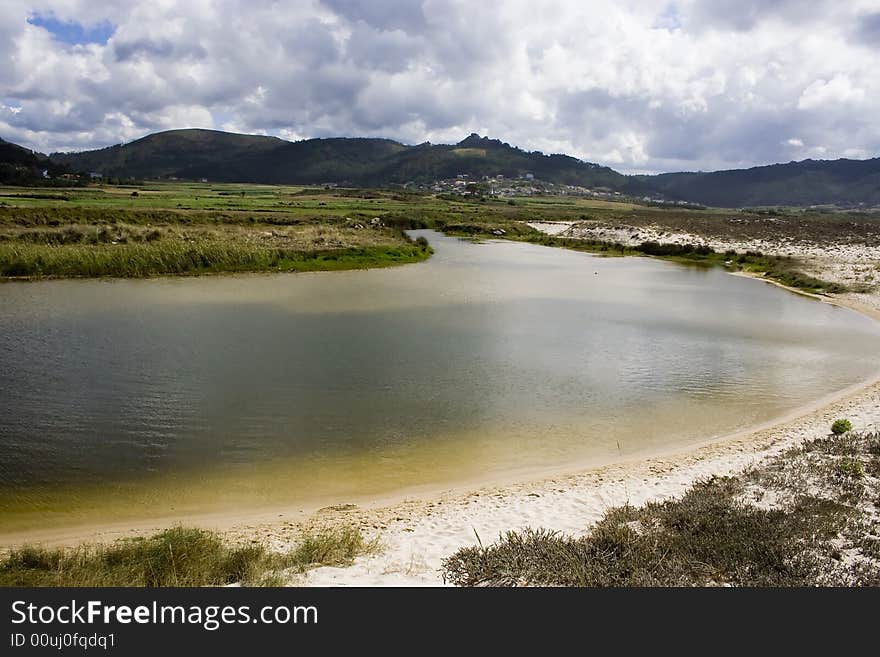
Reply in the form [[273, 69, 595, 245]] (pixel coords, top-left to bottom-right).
[[830, 419, 852, 435]]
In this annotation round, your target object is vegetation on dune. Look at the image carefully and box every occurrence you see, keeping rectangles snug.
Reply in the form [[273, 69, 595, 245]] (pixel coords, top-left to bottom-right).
[[832, 419, 854, 435], [289, 526, 378, 568], [443, 432, 880, 587], [736, 256, 849, 294], [0, 525, 377, 587], [445, 481, 809, 586]]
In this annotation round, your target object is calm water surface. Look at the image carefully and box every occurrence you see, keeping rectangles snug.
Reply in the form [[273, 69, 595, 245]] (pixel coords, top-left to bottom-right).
[[2, 230, 880, 532]]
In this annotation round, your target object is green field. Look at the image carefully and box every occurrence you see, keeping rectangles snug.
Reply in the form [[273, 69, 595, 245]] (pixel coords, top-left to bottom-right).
[[1, 181, 875, 288], [0, 183, 440, 278]]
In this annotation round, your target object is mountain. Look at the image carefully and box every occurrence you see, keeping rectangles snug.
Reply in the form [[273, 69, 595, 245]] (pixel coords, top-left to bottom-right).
[[49, 129, 627, 189], [3, 128, 877, 207], [51, 129, 286, 179], [364, 134, 626, 188], [175, 135, 409, 184], [0, 137, 71, 184], [633, 158, 880, 207]]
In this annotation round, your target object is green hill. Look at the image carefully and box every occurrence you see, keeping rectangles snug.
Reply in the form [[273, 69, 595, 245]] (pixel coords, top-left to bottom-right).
[[2, 128, 878, 207], [0, 138, 71, 184], [365, 134, 625, 188], [51, 129, 285, 179], [633, 158, 880, 207], [48, 129, 627, 189], [176, 135, 409, 184]]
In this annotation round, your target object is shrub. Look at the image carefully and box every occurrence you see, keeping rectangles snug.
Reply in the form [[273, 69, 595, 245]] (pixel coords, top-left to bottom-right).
[[441, 477, 812, 587], [831, 419, 853, 435], [837, 460, 864, 479]]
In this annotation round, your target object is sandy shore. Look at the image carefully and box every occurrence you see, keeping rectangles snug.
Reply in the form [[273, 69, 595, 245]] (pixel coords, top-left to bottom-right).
[[527, 219, 880, 319], [278, 222, 880, 586], [277, 370, 878, 585]]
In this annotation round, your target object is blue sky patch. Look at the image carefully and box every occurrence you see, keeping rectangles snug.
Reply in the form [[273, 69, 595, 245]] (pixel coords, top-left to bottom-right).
[[27, 13, 115, 46], [653, 3, 683, 31]]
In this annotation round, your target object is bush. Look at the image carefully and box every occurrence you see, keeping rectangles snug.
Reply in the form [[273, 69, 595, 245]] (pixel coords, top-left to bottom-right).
[[837, 460, 864, 479], [831, 419, 853, 435], [441, 477, 812, 587]]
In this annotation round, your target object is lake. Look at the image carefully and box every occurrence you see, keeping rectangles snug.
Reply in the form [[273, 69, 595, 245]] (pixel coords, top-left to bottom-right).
[[2, 230, 879, 535]]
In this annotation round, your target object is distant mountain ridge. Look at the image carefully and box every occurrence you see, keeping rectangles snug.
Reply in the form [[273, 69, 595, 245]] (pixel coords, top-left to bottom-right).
[[0, 137, 71, 184], [633, 157, 880, 207], [50, 129, 286, 180], [50, 129, 627, 190], [2, 128, 878, 207]]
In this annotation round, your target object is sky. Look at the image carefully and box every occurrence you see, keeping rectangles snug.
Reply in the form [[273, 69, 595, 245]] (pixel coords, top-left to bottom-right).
[[1, 0, 879, 174]]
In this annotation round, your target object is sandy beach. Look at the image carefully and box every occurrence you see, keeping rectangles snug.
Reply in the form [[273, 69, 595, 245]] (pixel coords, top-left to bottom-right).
[[278, 373, 879, 586]]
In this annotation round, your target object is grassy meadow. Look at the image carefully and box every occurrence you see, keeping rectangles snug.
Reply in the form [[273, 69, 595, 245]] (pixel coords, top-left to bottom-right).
[[0, 183, 436, 278], [1, 180, 876, 291]]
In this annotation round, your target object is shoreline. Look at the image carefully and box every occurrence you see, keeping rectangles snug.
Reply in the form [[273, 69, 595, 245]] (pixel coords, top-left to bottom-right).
[[730, 270, 880, 321], [3, 238, 878, 586], [291, 253, 880, 585], [3, 353, 878, 552], [298, 355, 880, 585]]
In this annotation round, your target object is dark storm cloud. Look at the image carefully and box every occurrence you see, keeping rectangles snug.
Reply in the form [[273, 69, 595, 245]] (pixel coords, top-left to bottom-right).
[[319, 0, 427, 33], [113, 37, 207, 61], [344, 22, 422, 73], [686, 0, 827, 32], [854, 12, 880, 45]]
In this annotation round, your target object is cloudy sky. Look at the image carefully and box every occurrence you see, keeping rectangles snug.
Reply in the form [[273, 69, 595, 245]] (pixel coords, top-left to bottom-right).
[[2, 0, 879, 173]]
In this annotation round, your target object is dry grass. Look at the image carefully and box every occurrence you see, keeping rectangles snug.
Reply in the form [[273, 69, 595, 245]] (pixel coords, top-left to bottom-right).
[[289, 526, 380, 569], [0, 525, 377, 587]]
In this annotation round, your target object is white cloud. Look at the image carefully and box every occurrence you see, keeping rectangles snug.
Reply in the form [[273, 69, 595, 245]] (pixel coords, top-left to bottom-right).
[[0, 0, 878, 171], [797, 75, 866, 110]]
